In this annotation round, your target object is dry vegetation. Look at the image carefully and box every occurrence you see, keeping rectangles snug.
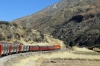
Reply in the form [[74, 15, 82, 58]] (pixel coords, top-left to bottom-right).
[[41, 59, 100, 66], [4, 47, 100, 66], [40, 47, 100, 66]]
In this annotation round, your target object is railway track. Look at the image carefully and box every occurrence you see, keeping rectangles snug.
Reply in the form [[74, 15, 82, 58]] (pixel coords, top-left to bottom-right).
[[0, 48, 68, 59], [0, 42, 68, 66], [0, 50, 57, 66], [0, 47, 69, 58]]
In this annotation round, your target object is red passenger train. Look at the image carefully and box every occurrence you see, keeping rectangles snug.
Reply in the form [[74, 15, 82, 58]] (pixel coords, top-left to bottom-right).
[[0, 42, 61, 57]]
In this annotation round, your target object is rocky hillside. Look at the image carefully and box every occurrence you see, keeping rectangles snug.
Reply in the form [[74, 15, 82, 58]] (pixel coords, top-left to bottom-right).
[[0, 21, 62, 44], [12, 0, 100, 47], [12, 0, 100, 32], [52, 1, 100, 47]]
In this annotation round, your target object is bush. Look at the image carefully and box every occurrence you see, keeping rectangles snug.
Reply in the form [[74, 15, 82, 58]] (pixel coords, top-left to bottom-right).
[[69, 40, 75, 47]]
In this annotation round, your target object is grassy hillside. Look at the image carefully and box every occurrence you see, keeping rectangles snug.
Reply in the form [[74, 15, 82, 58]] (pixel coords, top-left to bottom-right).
[[0, 21, 64, 45]]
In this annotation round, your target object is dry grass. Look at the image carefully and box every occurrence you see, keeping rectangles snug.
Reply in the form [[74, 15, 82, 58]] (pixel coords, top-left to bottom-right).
[[40, 47, 100, 66], [6, 47, 100, 66], [71, 46, 100, 55], [41, 59, 100, 66], [44, 51, 100, 60]]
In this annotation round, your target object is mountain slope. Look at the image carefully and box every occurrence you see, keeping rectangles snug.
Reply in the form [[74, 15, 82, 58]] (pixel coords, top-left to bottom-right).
[[0, 21, 63, 45], [12, 0, 100, 47], [52, 2, 100, 47], [12, 0, 100, 33]]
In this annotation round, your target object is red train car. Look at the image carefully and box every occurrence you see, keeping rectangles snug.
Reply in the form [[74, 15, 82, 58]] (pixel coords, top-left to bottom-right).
[[0, 44, 2, 56], [39, 46, 48, 51], [47, 45, 55, 51], [29, 45, 39, 51], [0, 42, 61, 57], [0, 43, 9, 56]]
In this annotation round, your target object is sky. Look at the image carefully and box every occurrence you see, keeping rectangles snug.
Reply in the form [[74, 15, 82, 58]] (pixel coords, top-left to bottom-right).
[[0, 0, 60, 21]]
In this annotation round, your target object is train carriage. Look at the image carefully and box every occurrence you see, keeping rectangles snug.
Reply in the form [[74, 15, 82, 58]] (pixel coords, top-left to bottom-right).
[[22, 45, 29, 52], [47, 45, 55, 51], [0, 43, 9, 56], [11, 44, 19, 53], [0, 42, 61, 57], [39, 46, 48, 51], [29, 45, 39, 51]]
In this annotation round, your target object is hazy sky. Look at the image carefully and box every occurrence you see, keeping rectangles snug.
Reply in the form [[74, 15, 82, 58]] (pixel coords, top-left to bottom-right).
[[0, 0, 60, 21]]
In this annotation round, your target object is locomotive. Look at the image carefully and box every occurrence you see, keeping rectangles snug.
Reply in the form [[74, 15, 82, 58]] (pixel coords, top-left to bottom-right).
[[0, 42, 61, 57]]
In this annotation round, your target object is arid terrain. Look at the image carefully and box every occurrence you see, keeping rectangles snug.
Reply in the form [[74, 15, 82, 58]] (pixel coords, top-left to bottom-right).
[[1, 46, 99, 66], [0, 0, 100, 66], [41, 59, 100, 66]]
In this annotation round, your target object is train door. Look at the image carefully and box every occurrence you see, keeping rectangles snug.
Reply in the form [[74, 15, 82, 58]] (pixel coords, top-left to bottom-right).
[[0, 44, 2, 56], [9, 45, 12, 54], [2, 44, 9, 55], [18, 45, 22, 52], [22, 45, 29, 52]]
